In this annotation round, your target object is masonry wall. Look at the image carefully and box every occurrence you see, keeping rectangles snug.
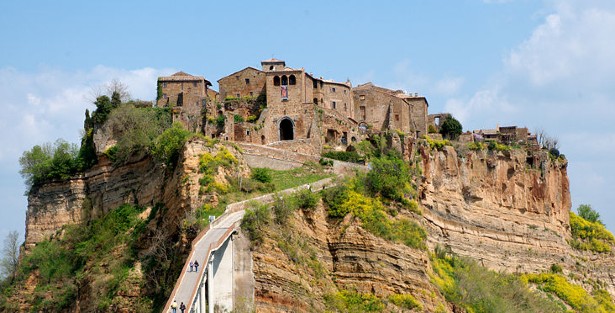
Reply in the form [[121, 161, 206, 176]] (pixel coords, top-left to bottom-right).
[[406, 97, 428, 137], [218, 68, 266, 100], [321, 81, 353, 118], [353, 86, 392, 132]]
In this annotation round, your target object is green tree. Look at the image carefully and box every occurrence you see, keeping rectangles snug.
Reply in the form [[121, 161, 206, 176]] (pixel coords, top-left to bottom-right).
[[19, 139, 81, 188], [439, 116, 463, 140], [150, 122, 192, 166], [577, 204, 601, 224], [365, 154, 412, 201]]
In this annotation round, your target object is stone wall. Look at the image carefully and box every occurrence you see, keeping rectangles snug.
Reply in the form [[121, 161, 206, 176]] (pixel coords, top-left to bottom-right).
[[218, 67, 266, 100]]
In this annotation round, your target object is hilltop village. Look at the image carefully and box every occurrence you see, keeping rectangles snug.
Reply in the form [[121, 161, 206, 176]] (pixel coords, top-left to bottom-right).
[[156, 58, 538, 155]]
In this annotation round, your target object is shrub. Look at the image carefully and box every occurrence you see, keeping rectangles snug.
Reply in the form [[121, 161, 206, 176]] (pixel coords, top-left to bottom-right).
[[569, 211, 615, 253], [272, 195, 295, 225], [550, 263, 563, 274], [241, 203, 271, 244], [431, 254, 564, 313], [150, 122, 192, 166], [251, 168, 272, 183], [428, 124, 438, 133], [522, 273, 610, 312], [215, 115, 225, 128], [389, 294, 421, 310], [319, 158, 333, 166], [233, 114, 244, 123], [325, 290, 385, 312], [322, 151, 363, 163], [425, 136, 450, 150], [487, 140, 511, 152], [365, 154, 413, 202], [322, 185, 351, 217], [293, 188, 320, 210], [467, 141, 486, 151]]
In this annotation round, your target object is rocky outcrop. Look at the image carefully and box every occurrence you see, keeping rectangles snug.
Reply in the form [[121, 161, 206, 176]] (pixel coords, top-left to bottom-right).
[[419, 145, 615, 294]]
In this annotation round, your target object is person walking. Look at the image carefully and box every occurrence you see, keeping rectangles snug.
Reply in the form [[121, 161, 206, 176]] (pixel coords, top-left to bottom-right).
[[171, 299, 178, 313], [189, 261, 193, 272], [179, 302, 186, 313], [194, 260, 199, 272]]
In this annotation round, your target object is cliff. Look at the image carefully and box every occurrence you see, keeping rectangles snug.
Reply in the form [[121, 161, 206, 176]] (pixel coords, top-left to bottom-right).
[[419, 145, 615, 295]]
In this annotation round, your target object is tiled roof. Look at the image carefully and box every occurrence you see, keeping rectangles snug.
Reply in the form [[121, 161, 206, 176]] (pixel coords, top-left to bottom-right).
[[159, 71, 209, 83]]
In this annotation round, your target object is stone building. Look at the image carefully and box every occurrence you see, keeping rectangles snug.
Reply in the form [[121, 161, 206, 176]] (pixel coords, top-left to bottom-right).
[[156, 72, 212, 132], [353, 83, 428, 137]]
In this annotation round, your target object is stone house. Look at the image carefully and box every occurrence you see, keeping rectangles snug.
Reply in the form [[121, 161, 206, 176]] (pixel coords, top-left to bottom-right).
[[353, 83, 428, 137], [156, 72, 212, 132]]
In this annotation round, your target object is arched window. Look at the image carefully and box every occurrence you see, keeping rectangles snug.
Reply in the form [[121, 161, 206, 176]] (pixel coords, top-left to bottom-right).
[[281, 75, 288, 86], [270, 65, 274, 70], [313, 98, 318, 104], [289, 75, 296, 85], [273, 76, 280, 86], [313, 80, 318, 88]]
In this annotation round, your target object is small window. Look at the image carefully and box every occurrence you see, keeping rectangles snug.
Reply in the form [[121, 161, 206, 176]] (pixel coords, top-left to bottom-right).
[[274, 76, 280, 86], [313, 80, 318, 88], [162, 82, 167, 88], [181, 83, 184, 91], [359, 95, 365, 100], [250, 91, 254, 97], [395, 114, 400, 121], [332, 87, 336, 92], [245, 78, 250, 85], [289, 75, 296, 85], [313, 98, 318, 104], [281, 75, 288, 86], [332, 101, 337, 109], [236, 93, 240, 98], [193, 82, 197, 87], [344, 103, 347, 111], [247, 130, 251, 136], [270, 65, 274, 70], [163, 93, 168, 99], [344, 90, 347, 94]]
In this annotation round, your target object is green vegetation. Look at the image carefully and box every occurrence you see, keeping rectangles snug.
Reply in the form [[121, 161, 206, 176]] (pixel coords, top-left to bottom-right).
[[321, 153, 425, 250], [251, 167, 273, 183], [522, 273, 615, 312], [577, 204, 602, 224], [430, 249, 564, 313], [0, 204, 153, 312], [467, 141, 487, 151], [268, 162, 332, 191], [233, 114, 244, 123], [324, 290, 385, 312], [150, 122, 192, 166], [321, 150, 364, 163], [569, 211, 615, 253], [240, 202, 271, 245], [388, 293, 422, 311], [487, 140, 511, 152], [439, 116, 463, 140], [19, 139, 83, 189], [425, 136, 450, 150]]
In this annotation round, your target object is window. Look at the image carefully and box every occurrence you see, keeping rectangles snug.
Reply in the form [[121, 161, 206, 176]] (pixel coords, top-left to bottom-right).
[[163, 93, 168, 99], [270, 65, 274, 70], [360, 106, 366, 120], [344, 103, 347, 111], [313, 80, 318, 88], [181, 83, 184, 91], [274, 76, 280, 86], [395, 114, 400, 121], [281, 75, 288, 86], [332, 101, 337, 109], [250, 91, 254, 97], [245, 78, 250, 85], [344, 89, 347, 94], [247, 130, 251, 136], [289, 75, 296, 85], [332, 87, 336, 92], [313, 98, 318, 104], [359, 95, 365, 100], [193, 82, 197, 87], [236, 93, 240, 98], [162, 82, 167, 88]]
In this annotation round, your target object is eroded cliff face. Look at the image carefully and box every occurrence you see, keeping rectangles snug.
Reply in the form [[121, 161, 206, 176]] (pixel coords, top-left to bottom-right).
[[252, 206, 445, 312], [419, 145, 615, 294]]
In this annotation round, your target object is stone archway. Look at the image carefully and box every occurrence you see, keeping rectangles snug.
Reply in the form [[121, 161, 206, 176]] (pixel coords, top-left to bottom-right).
[[279, 117, 294, 141]]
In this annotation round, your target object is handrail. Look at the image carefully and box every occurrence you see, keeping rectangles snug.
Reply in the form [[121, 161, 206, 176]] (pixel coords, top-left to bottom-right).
[[185, 222, 238, 313]]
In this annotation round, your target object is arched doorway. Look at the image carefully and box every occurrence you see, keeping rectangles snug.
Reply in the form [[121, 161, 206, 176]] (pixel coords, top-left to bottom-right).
[[279, 117, 294, 141]]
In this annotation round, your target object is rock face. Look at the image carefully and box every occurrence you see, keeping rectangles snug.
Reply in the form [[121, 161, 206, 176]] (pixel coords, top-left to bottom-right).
[[24, 138, 248, 250], [251, 206, 445, 312], [419, 145, 615, 294]]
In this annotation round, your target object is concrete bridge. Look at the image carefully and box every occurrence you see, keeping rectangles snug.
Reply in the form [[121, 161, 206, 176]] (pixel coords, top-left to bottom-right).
[[163, 176, 338, 313]]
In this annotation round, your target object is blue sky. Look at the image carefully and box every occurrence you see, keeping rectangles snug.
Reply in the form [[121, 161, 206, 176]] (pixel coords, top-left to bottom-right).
[[1, 0, 615, 241]]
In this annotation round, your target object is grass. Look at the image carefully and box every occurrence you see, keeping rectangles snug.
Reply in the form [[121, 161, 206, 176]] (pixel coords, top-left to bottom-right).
[[269, 162, 333, 191]]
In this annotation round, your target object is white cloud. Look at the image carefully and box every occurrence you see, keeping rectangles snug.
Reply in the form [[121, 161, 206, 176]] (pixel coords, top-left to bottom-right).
[[442, 0, 615, 230], [434, 77, 464, 96]]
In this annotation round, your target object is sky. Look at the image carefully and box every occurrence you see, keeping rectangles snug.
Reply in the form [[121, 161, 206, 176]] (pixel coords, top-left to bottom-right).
[[1, 0, 615, 241]]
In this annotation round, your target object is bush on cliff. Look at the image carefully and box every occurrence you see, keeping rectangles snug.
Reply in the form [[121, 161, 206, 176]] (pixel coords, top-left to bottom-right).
[[430, 252, 564, 313], [150, 122, 192, 166], [569, 211, 615, 253]]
